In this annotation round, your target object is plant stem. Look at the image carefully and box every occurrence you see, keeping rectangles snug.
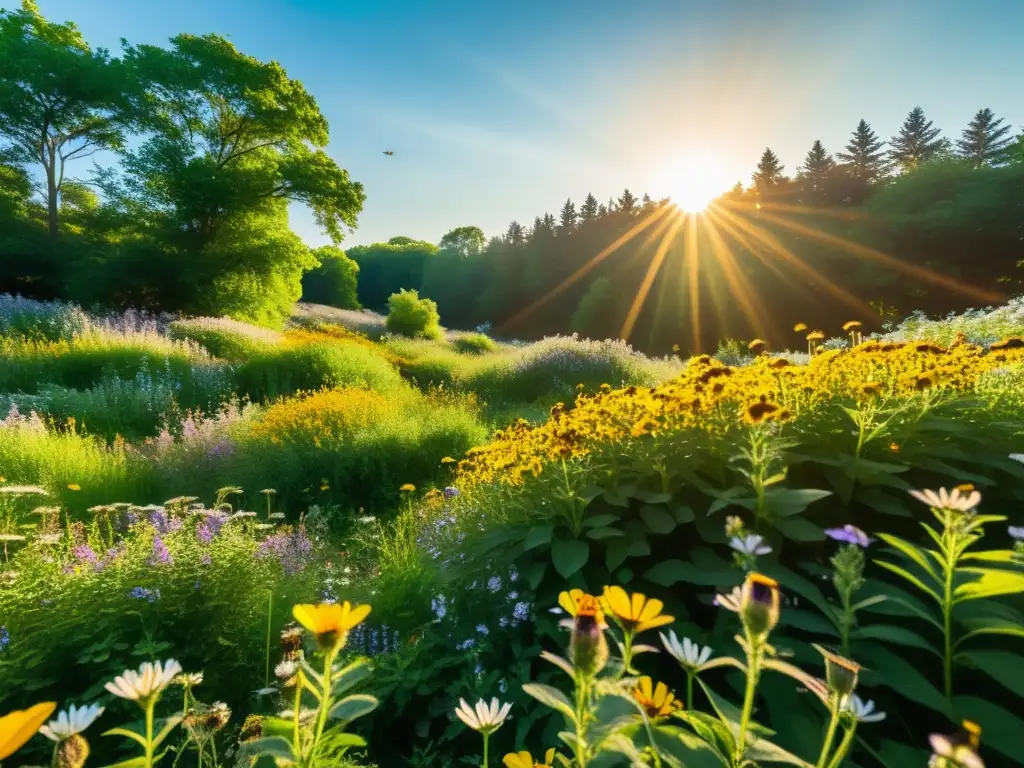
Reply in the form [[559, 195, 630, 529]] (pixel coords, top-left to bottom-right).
[[815, 695, 841, 768], [482, 731, 490, 768], [144, 699, 156, 768], [825, 721, 858, 768], [735, 631, 761, 761], [575, 675, 590, 768], [292, 672, 303, 761], [686, 672, 694, 711], [265, 589, 273, 688], [312, 648, 336, 760], [942, 509, 955, 703]]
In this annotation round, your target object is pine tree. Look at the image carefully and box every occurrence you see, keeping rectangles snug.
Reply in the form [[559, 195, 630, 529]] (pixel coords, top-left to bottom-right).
[[836, 119, 888, 183], [618, 188, 638, 214], [558, 198, 577, 235], [606, 196, 617, 214], [504, 221, 525, 247], [751, 148, 785, 193], [641, 193, 653, 207], [798, 140, 835, 201], [956, 108, 1015, 167], [579, 193, 599, 223], [598, 203, 608, 217], [889, 106, 946, 172]]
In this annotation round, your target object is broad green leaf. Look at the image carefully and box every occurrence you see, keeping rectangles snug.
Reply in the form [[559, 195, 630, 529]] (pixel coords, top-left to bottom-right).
[[645, 559, 735, 588], [954, 568, 1024, 603], [876, 533, 941, 581], [961, 549, 1019, 565], [635, 489, 673, 504], [151, 714, 183, 749], [672, 504, 695, 524], [582, 513, 621, 528], [523, 683, 577, 722], [759, 563, 834, 620], [585, 526, 625, 540], [852, 624, 938, 654], [763, 487, 832, 518], [331, 658, 373, 696], [551, 539, 589, 578], [857, 582, 941, 629], [780, 609, 839, 636], [328, 693, 378, 722], [874, 560, 942, 603], [259, 717, 295, 740], [102, 727, 148, 747], [745, 737, 815, 766], [955, 624, 1024, 650], [605, 539, 629, 571], [523, 524, 554, 550], [867, 738, 929, 768], [321, 731, 367, 748], [958, 650, 1024, 698], [640, 505, 676, 534], [857, 644, 950, 717], [855, 487, 913, 517], [540, 651, 575, 678], [772, 516, 824, 541], [953, 695, 1024, 762], [650, 725, 726, 768], [243, 736, 297, 762]]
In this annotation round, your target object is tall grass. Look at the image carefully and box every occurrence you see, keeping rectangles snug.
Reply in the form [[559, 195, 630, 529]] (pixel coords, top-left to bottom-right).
[[169, 316, 283, 360]]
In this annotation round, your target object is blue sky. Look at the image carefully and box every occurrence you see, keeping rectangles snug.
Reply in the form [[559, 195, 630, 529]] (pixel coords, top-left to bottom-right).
[[29, 0, 1024, 247]]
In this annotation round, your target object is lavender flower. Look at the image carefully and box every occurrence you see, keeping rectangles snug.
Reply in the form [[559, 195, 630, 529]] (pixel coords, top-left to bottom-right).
[[444, 486, 459, 499], [431, 595, 447, 621], [72, 544, 99, 569], [1009, 526, 1024, 540], [512, 601, 530, 623], [256, 527, 313, 576], [487, 576, 502, 592], [149, 535, 172, 566], [0, 625, 9, 651], [476, 624, 489, 636], [825, 525, 872, 548], [729, 534, 772, 556], [456, 638, 475, 651], [129, 587, 160, 603]]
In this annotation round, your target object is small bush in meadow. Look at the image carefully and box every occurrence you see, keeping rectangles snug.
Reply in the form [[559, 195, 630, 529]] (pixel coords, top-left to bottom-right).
[[234, 343, 404, 403], [882, 294, 1024, 347], [168, 316, 282, 360], [0, 294, 90, 340], [385, 289, 443, 340], [452, 332, 498, 355], [292, 303, 390, 339]]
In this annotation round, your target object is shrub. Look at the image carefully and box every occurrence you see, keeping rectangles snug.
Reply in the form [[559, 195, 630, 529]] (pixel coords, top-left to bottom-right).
[[452, 332, 498, 355], [234, 343, 404, 403], [0, 294, 89, 340], [882, 294, 1024, 347], [168, 316, 282, 360], [385, 289, 442, 340], [301, 245, 361, 309], [291, 303, 389, 339]]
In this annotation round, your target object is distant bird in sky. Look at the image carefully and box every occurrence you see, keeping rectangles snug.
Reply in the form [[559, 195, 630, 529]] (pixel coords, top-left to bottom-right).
[[383, 150, 394, 156]]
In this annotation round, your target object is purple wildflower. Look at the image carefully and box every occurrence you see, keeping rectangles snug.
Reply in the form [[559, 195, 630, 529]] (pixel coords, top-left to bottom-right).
[[443, 486, 459, 499], [72, 544, 99, 570], [512, 601, 530, 623], [129, 587, 159, 603], [1009, 526, 1024, 541], [257, 527, 313, 576], [824, 525, 872, 548], [149, 535, 173, 566], [0, 625, 9, 652]]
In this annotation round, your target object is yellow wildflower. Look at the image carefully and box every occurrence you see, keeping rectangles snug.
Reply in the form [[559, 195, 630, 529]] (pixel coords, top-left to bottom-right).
[[632, 676, 682, 718], [0, 702, 57, 760], [503, 748, 556, 768], [292, 602, 371, 652], [399, 484, 416, 493], [601, 586, 674, 634], [67, 484, 81, 492]]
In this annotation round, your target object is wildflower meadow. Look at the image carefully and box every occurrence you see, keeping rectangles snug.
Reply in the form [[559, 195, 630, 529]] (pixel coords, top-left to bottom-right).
[[1, 290, 1023, 768]]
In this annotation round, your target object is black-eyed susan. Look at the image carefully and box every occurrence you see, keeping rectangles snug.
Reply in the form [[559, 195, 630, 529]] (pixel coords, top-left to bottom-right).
[[441, 456, 456, 464], [793, 322, 808, 333], [806, 330, 825, 342], [739, 572, 780, 636], [564, 592, 608, 677], [601, 586, 674, 634], [399, 483, 416, 493], [504, 748, 556, 768], [632, 676, 682, 719], [744, 396, 781, 424], [842, 321, 863, 332], [292, 601, 371, 652], [747, 339, 768, 355], [0, 702, 57, 761]]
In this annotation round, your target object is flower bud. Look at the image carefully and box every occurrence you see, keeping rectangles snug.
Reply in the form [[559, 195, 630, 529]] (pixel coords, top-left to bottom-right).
[[739, 573, 780, 636], [55, 734, 89, 768], [814, 645, 861, 696], [569, 595, 608, 677]]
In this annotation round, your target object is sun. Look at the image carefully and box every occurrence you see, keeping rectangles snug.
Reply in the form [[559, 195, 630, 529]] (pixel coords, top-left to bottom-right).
[[653, 151, 732, 213]]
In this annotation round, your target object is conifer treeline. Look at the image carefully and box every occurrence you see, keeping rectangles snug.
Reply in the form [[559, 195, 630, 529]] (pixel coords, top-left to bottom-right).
[[344, 107, 1023, 353]]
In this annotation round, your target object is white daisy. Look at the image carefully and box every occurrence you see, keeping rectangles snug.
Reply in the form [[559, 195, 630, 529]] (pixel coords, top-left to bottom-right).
[[454, 697, 511, 734], [39, 704, 105, 741], [909, 487, 981, 513], [660, 630, 713, 670], [841, 694, 886, 723], [729, 534, 772, 556], [105, 659, 182, 702], [173, 672, 204, 687], [713, 586, 743, 612]]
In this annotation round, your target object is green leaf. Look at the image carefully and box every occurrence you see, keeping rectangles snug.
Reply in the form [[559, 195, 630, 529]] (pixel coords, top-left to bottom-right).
[[874, 560, 942, 603], [604, 539, 629, 571], [672, 504, 695, 524], [955, 624, 1024, 649], [331, 658, 373, 696], [523, 683, 577, 722], [328, 693, 378, 722], [585, 526, 625, 540], [759, 563, 835, 621], [851, 624, 938, 654], [321, 731, 367, 748], [540, 651, 575, 678], [243, 736, 297, 762], [857, 644, 950, 717], [780, 608, 839, 636], [635, 489, 673, 504], [772, 516, 824, 541], [645, 559, 736, 588], [97, 758, 148, 768], [151, 714, 183, 749], [959, 650, 1024, 698], [763, 487, 832, 518], [523, 524, 554, 550], [649, 725, 726, 768], [551, 539, 589, 578], [102, 727, 148, 748], [640, 505, 676, 534], [953, 696, 1024, 762], [745, 737, 815, 766], [259, 717, 295, 740], [960, 549, 1019, 564], [582, 513, 620, 528], [954, 568, 1024, 603], [876, 533, 941, 581]]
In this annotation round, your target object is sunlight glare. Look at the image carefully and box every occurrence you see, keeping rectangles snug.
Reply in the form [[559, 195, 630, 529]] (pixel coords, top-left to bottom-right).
[[655, 151, 732, 213]]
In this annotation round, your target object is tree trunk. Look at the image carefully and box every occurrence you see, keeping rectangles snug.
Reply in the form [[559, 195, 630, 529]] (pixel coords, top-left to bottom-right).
[[46, 144, 59, 238]]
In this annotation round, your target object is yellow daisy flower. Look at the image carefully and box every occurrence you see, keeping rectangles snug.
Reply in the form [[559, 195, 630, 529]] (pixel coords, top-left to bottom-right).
[[632, 676, 682, 719], [503, 748, 556, 768], [399, 484, 416, 493], [292, 601, 371, 651], [67, 484, 81, 492], [601, 586, 674, 634], [0, 702, 57, 760]]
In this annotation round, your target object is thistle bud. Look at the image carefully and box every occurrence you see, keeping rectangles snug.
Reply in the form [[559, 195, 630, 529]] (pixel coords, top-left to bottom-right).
[[814, 645, 861, 696], [569, 595, 608, 677], [739, 572, 780, 636], [55, 734, 89, 768]]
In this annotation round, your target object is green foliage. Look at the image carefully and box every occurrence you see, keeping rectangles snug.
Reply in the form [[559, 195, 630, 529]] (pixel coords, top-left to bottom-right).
[[385, 289, 442, 341], [451, 332, 497, 355], [570, 277, 615, 339], [438, 226, 486, 257], [302, 246, 361, 310], [349, 241, 439, 311], [234, 343, 404, 403], [168, 316, 282, 361]]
